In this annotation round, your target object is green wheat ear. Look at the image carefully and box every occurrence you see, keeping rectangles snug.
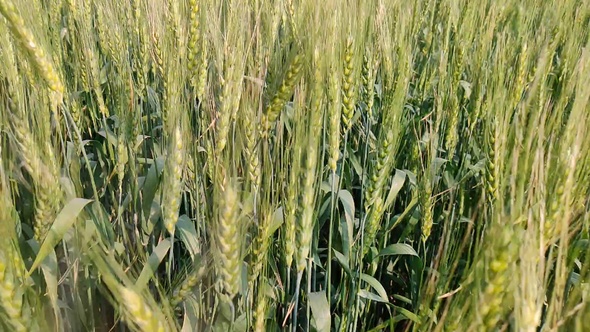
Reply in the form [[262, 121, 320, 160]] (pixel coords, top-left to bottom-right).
[[119, 286, 166, 332], [0, 0, 64, 100], [341, 36, 357, 132], [261, 53, 303, 138], [215, 179, 241, 298], [0, 162, 27, 332], [162, 125, 185, 236]]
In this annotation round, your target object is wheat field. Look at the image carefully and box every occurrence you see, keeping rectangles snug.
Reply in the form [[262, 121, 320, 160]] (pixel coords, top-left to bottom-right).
[[0, 0, 589, 331]]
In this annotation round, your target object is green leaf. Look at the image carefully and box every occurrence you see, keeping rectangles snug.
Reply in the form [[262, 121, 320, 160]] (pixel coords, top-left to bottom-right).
[[392, 294, 413, 305], [359, 274, 389, 303], [308, 291, 331, 332], [358, 289, 420, 324], [89, 201, 115, 244], [268, 207, 284, 236], [443, 171, 458, 188], [358, 289, 388, 303], [136, 238, 172, 290], [233, 313, 248, 332], [338, 190, 355, 225], [463, 158, 486, 179], [377, 243, 419, 258], [40, 249, 60, 325], [176, 215, 200, 259], [141, 156, 166, 220], [385, 196, 418, 232], [459, 80, 472, 99], [384, 170, 406, 209], [27, 240, 60, 325], [347, 146, 363, 177], [404, 169, 417, 187], [394, 305, 420, 324], [333, 249, 351, 276], [181, 299, 200, 332], [97, 126, 117, 147], [28, 198, 92, 275], [328, 173, 340, 191], [359, 294, 420, 325], [320, 181, 332, 193], [338, 213, 353, 259]]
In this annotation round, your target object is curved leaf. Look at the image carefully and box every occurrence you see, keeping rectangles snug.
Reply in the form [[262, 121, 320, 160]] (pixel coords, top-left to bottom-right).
[[384, 170, 406, 209], [377, 243, 419, 258], [359, 273, 389, 303], [136, 238, 172, 290], [338, 189, 355, 225], [309, 291, 331, 332], [176, 215, 200, 259], [28, 198, 92, 275], [358, 289, 387, 303]]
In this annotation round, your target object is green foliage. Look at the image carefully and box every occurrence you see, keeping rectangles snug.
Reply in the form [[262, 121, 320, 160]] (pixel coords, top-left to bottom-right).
[[0, 0, 589, 331]]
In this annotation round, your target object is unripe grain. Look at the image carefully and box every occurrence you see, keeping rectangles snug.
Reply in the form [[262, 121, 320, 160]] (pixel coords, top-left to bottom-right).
[[196, 39, 208, 100], [361, 47, 376, 121], [328, 69, 341, 171], [254, 290, 268, 331], [295, 68, 323, 271], [244, 106, 261, 192], [12, 116, 62, 242], [486, 121, 498, 204], [0, 0, 64, 102], [162, 126, 185, 235], [171, 263, 207, 307], [151, 32, 165, 80], [215, 181, 240, 298], [0, 259, 26, 332], [478, 228, 516, 330], [119, 286, 166, 332], [251, 213, 271, 282], [296, 140, 319, 273], [341, 36, 356, 131], [420, 179, 434, 242], [284, 149, 301, 269], [187, 0, 201, 75], [0, 178, 27, 332], [362, 126, 394, 254], [261, 53, 302, 137]]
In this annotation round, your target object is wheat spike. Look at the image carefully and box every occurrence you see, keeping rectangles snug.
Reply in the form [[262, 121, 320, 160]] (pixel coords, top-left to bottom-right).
[[341, 36, 356, 132], [327, 68, 342, 172], [215, 180, 241, 298], [0, 0, 64, 103], [261, 53, 303, 137], [162, 125, 185, 235], [171, 263, 207, 307], [119, 286, 166, 332]]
